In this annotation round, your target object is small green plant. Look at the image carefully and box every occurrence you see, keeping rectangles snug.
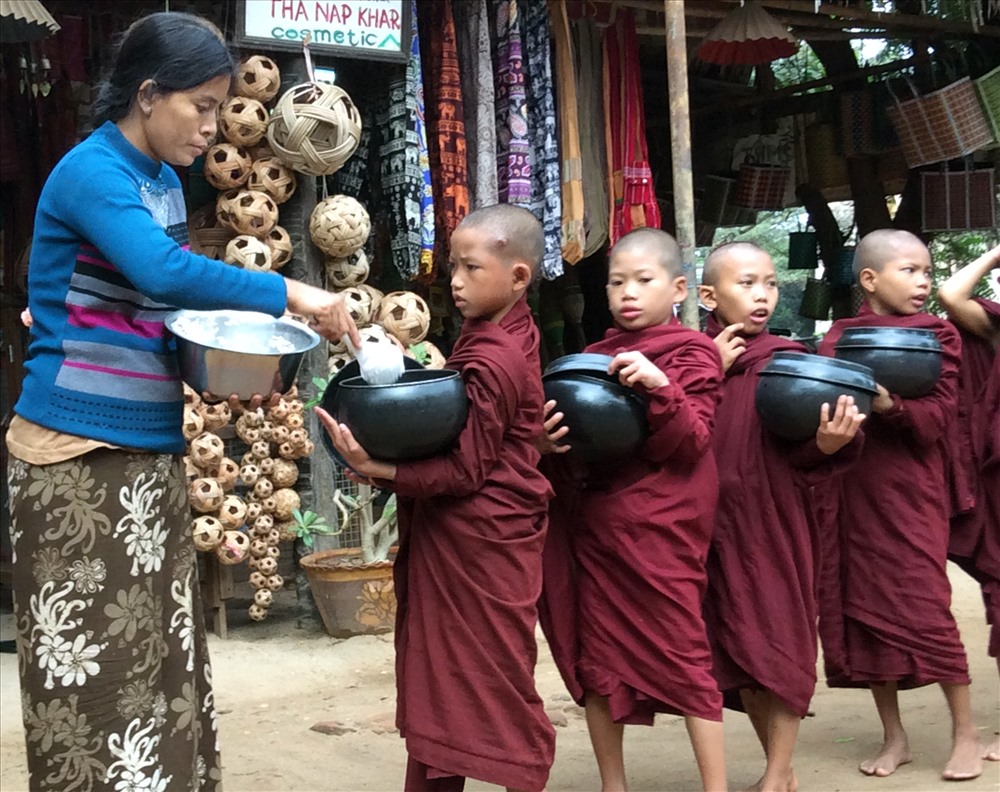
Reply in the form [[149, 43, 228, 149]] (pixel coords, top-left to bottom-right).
[[303, 375, 334, 410], [408, 342, 431, 366], [291, 508, 342, 551]]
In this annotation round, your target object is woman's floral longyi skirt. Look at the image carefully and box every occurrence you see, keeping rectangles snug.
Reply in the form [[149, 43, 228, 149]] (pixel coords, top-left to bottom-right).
[[7, 448, 221, 791]]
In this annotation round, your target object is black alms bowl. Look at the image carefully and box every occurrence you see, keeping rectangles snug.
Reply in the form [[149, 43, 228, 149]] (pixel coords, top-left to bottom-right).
[[328, 368, 469, 462], [543, 356, 648, 462], [755, 352, 877, 441], [833, 326, 942, 398]]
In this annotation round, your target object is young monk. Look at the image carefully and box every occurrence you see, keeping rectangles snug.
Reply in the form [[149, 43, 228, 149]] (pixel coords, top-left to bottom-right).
[[699, 242, 865, 792], [939, 244, 1000, 762], [318, 204, 555, 792], [539, 228, 728, 792], [816, 229, 981, 781]]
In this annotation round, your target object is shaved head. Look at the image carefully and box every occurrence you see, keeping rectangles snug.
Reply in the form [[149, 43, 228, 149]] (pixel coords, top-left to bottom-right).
[[853, 229, 928, 278], [610, 228, 683, 277], [456, 204, 544, 276], [702, 241, 769, 286]]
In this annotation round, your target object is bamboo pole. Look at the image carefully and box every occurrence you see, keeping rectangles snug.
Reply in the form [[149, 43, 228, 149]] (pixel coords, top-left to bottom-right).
[[663, 0, 699, 329]]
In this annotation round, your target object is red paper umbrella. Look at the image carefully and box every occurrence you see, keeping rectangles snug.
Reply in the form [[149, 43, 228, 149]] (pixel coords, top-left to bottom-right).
[[696, 1, 798, 66]]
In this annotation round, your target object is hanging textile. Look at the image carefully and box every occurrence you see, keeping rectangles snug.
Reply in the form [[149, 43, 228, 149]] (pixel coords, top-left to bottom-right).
[[572, 18, 609, 257], [419, 0, 470, 279], [332, 106, 373, 205], [548, 0, 586, 265], [603, 9, 660, 245], [521, 0, 562, 281], [453, 0, 498, 209], [494, 0, 532, 206], [376, 1, 434, 280]]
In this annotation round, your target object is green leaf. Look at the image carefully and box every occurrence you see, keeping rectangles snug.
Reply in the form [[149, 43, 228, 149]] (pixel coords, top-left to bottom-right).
[[381, 494, 397, 523], [408, 342, 430, 365]]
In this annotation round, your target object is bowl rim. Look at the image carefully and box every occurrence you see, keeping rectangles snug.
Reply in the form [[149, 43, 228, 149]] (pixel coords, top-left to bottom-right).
[[760, 352, 878, 393], [165, 309, 321, 355], [338, 369, 463, 390], [543, 353, 617, 380], [834, 326, 942, 352]]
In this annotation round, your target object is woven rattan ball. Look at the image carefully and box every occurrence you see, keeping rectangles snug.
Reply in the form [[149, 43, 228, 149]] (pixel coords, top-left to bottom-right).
[[406, 339, 448, 370], [218, 495, 248, 530], [217, 530, 251, 565], [183, 407, 204, 441], [248, 603, 268, 621], [264, 225, 293, 271], [250, 537, 269, 558], [267, 81, 361, 176], [265, 545, 280, 560], [254, 588, 274, 608], [225, 235, 272, 272], [249, 570, 267, 589], [245, 502, 263, 523], [288, 428, 308, 449], [271, 458, 299, 489], [203, 143, 252, 190], [253, 478, 274, 501], [310, 195, 370, 257], [271, 425, 291, 446], [188, 205, 236, 260], [252, 513, 274, 536], [377, 291, 431, 346], [266, 527, 281, 546], [190, 432, 224, 470], [248, 157, 297, 205], [259, 457, 276, 476], [236, 55, 281, 103], [189, 477, 225, 514], [198, 401, 231, 431], [325, 249, 369, 288], [210, 457, 240, 492], [267, 573, 285, 591], [192, 516, 225, 552], [337, 286, 372, 328], [220, 96, 268, 147], [247, 139, 276, 162], [284, 412, 304, 430], [267, 400, 290, 423], [257, 555, 279, 575], [217, 189, 278, 237], [328, 349, 353, 375], [357, 283, 384, 316]]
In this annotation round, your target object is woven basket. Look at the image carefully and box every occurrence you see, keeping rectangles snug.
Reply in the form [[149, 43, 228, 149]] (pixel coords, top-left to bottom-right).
[[799, 277, 832, 320], [975, 66, 1000, 144], [734, 164, 789, 210], [921, 168, 998, 232], [840, 90, 877, 156], [888, 77, 994, 168], [267, 82, 362, 177], [787, 231, 819, 271], [828, 246, 857, 287], [805, 123, 849, 190]]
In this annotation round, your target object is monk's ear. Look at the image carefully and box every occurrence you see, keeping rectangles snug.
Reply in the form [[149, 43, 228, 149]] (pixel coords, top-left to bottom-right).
[[698, 283, 717, 310], [858, 267, 878, 294], [672, 276, 689, 305], [510, 261, 532, 294]]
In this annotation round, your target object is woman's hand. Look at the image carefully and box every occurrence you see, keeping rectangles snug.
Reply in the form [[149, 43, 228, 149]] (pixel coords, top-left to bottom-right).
[[284, 279, 361, 348], [315, 407, 396, 483], [815, 395, 866, 455], [609, 351, 669, 390], [536, 399, 571, 455], [871, 383, 894, 414]]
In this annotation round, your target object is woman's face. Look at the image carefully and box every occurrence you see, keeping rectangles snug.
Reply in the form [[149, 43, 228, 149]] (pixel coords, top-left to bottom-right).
[[141, 74, 230, 166]]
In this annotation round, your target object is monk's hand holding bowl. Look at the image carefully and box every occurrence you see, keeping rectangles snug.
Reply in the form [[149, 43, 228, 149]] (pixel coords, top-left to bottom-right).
[[609, 350, 668, 390], [815, 394, 866, 455], [314, 406, 397, 484], [713, 322, 747, 372], [537, 399, 571, 455], [871, 383, 895, 414]]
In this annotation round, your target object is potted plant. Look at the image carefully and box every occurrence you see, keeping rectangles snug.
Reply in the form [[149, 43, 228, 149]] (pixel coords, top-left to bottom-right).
[[297, 486, 399, 638]]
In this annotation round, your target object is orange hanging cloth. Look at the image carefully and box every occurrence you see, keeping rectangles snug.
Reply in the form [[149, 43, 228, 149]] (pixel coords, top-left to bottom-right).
[[603, 9, 660, 244]]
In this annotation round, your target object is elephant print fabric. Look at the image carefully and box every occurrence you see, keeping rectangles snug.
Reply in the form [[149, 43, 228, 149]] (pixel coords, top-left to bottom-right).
[[7, 448, 221, 791]]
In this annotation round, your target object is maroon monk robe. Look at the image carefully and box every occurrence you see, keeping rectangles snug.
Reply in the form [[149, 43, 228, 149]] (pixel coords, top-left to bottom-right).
[[817, 305, 969, 688], [541, 320, 725, 724], [702, 316, 863, 717], [385, 297, 555, 792]]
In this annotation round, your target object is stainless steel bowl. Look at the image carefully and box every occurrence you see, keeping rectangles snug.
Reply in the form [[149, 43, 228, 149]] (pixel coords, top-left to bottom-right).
[[166, 309, 320, 400]]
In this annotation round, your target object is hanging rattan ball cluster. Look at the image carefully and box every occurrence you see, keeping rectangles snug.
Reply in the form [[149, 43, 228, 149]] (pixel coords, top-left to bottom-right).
[[267, 82, 362, 176]]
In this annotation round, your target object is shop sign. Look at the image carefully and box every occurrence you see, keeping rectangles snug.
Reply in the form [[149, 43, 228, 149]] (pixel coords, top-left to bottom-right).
[[236, 0, 409, 62]]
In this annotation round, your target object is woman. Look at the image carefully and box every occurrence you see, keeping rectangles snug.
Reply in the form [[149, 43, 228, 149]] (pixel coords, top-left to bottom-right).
[[5, 12, 358, 790]]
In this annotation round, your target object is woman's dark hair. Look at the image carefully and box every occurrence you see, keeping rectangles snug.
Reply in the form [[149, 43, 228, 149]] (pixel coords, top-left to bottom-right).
[[92, 12, 235, 126]]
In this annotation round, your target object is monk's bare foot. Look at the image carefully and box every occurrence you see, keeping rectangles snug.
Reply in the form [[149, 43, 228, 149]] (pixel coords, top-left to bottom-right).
[[942, 732, 982, 781], [859, 738, 911, 777], [983, 735, 999, 762], [740, 768, 796, 792]]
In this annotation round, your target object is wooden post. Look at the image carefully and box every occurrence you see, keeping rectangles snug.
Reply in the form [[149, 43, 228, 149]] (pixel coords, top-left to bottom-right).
[[663, 0, 699, 328]]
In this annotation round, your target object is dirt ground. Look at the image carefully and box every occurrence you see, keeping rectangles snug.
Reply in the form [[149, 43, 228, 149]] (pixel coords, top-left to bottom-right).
[[1, 565, 998, 792]]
